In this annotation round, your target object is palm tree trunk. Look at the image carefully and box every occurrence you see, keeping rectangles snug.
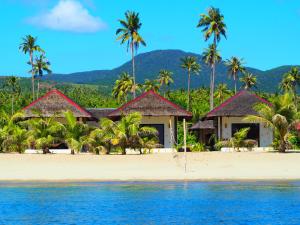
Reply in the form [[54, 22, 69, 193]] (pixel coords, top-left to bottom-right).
[[30, 52, 35, 101], [234, 73, 237, 94], [131, 42, 136, 99], [187, 70, 191, 111], [210, 64, 215, 110], [37, 79, 40, 99], [279, 139, 286, 153]]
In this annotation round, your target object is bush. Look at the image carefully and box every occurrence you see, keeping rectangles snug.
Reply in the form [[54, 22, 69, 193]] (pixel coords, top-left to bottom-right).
[[190, 143, 206, 152]]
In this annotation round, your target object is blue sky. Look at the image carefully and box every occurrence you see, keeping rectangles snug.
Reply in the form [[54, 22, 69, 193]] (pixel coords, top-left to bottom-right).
[[2, 0, 300, 76]]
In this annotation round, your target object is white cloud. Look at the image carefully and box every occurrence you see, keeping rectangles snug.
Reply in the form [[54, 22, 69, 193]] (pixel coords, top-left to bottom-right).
[[27, 0, 106, 33]]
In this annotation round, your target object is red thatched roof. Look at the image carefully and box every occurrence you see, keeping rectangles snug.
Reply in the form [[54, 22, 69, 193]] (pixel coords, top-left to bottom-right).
[[23, 89, 91, 118], [206, 90, 272, 118], [108, 90, 192, 118]]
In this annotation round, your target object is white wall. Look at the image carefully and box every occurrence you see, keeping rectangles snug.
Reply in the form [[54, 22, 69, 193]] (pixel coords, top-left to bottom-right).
[[141, 116, 176, 148], [220, 117, 273, 147]]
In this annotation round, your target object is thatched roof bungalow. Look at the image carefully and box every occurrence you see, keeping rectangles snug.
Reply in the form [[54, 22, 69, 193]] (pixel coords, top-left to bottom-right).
[[192, 90, 273, 147], [22, 89, 92, 121], [109, 90, 192, 148]]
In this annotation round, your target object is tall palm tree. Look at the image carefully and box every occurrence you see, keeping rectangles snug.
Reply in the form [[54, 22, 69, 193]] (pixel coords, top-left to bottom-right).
[[214, 83, 231, 103], [280, 67, 300, 106], [116, 11, 146, 99], [30, 54, 52, 99], [112, 72, 134, 103], [4, 76, 21, 115], [202, 44, 222, 110], [197, 7, 227, 47], [143, 79, 161, 93], [197, 7, 226, 109], [245, 93, 299, 153], [181, 56, 201, 110], [225, 57, 246, 93], [240, 72, 257, 90], [157, 70, 174, 97], [19, 35, 44, 100]]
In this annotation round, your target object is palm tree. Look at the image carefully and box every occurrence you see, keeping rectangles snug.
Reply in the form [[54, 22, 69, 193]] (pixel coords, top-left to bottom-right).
[[19, 35, 44, 100], [4, 76, 21, 115], [280, 67, 300, 106], [245, 93, 299, 153], [225, 57, 246, 93], [157, 70, 174, 97], [112, 72, 134, 103], [181, 56, 201, 110], [197, 7, 227, 47], [109, 112, 158, 155], [214, 83, 231, 103], [202, 44, 222, 110], [240, 73, 257, 90], [116, 11, 146, 99], [64, 111, 90, 154], [26, 113, 65, 154], [143, 79, 161, 93], [30, 54, 52, 99]]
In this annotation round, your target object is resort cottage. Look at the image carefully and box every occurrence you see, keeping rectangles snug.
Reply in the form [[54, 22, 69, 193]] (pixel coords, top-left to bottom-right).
[[191, 90, 273, 148]]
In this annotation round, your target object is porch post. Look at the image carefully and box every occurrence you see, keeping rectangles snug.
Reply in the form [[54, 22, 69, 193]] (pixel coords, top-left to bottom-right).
[[218, 117, 221, 140]]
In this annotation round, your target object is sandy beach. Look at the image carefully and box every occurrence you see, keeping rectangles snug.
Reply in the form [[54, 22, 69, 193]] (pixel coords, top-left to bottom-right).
[[0, 152, 300, 182]]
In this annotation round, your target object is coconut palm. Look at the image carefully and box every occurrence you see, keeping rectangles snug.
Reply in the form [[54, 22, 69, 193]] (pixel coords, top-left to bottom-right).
[[214, 83, 231, 103], [225, 57, 246, 93], [181, 56, 201, 111], [26, 113, 65, 154], [19, 35, 44, 100], [112, 72, 134, 103], [4, 76, 21, 115], [240, 73, 257, 90], [157, 70, 174, 97], [143, 79, 161, 93], [116, 11, 146, 99], [30, 54, 52, 99], [64, 111, 90, 154], [109, 112, 158, 155], [245, 93, 299, 153], [197, 7, 227, 46], [202, 44, 222, 110], [280, 67, 300, 106]]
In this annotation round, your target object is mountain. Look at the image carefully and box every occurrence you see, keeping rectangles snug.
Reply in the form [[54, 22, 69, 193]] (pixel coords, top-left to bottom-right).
[[45, 50, 298, 92]]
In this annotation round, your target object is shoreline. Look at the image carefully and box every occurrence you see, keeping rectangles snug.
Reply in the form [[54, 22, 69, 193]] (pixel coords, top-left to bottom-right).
[[1, 152, 300, 182]]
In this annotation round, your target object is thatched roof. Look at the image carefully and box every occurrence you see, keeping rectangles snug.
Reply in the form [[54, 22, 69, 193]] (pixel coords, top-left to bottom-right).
[[190, 120, 215, 130], [87, 108, 116, 121], [205, 90, 272, 118], [23, 89, 91, 118], [108, 90, 192, 118]]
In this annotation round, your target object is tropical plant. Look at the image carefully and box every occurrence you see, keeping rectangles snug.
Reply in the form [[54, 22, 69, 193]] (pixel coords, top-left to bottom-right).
[[19, 35, 44, 100], [112, 72, 134, 103], [225, 57, 245, 93], [3, 76, 21, 115], [181, 56, 201, 111], [0, 111, 27, 153], [240, 72, 257, 90], [109, 112, 158, 155], [245, 93, 299, 152], [116, 11, 146, 99], [30, 54, 52, 98], [280, 67, 300, 106], [64, 111, 90, 154], [214, 83, 231, 103], [26, 113, 65, 154], [202, 44, 222, 110], [157, 70, 174, 97], [143, 79, 161, 93]]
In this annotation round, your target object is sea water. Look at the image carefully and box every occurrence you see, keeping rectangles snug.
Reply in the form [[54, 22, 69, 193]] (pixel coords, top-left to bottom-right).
[[0, 181, 299, 225]]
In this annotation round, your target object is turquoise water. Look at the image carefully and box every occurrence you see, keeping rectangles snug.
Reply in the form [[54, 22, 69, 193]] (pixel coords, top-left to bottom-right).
[[0, 182, 300, 224]]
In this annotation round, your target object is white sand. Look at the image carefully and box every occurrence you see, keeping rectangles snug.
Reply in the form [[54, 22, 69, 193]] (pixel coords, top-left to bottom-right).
[[0, 152, 300, 181]]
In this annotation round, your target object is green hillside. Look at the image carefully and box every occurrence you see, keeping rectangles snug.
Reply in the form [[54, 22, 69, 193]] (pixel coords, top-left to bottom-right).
[[46, 49, 296, 93]]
